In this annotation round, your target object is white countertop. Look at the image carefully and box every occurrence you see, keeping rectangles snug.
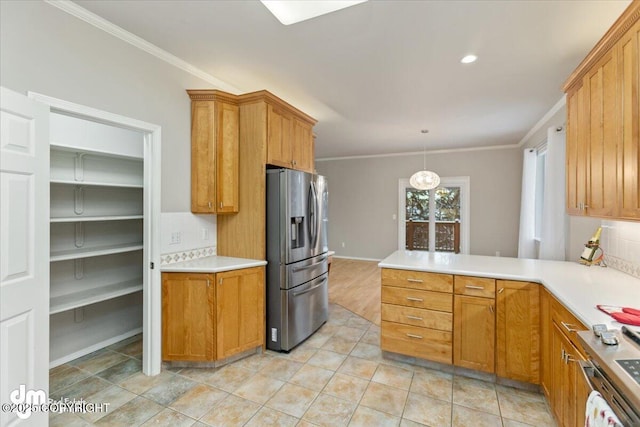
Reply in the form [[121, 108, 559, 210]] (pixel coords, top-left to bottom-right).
[[160, 255, 267, 273], [379, 250, 640, 332]]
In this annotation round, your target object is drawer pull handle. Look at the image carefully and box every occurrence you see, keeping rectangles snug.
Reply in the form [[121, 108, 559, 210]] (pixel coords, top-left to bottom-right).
[[561, 322, 579, 333], [406, 333, 423, 339], [465, 285, 484, 290], [498, 288, 504, 294], [407, 278, 424, 283], [406, 297, 423, 302], [406, 315, 423, 321]]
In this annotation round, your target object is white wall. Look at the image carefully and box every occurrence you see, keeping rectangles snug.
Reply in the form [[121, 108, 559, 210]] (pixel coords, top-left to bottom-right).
[[0, 1, 225, 213], [316, 147, 523, 259]]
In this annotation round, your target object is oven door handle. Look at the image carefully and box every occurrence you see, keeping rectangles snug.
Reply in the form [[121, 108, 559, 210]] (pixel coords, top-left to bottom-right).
[[578, 360, 596, 392]]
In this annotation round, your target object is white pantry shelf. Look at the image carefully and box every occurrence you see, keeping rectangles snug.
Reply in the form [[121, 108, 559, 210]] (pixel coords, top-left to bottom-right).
[[50, 215, 143, 223], [50, 179, 143, 189], [50, 243, 143, 262], [50, 279, 143, 314], [50, 143, 143, 161]]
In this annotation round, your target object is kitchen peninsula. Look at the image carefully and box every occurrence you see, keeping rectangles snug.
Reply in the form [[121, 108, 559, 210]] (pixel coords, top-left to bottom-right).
[[379, 250, 640, 427]]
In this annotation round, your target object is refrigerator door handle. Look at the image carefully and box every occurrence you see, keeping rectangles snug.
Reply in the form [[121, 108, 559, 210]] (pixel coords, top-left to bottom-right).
[[293, 277, 327, 297], [308, 181, 317, 246]]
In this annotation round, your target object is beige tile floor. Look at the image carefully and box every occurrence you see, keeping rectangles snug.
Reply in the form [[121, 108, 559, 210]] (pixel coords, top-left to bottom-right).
[[49, 304, 556, 427]]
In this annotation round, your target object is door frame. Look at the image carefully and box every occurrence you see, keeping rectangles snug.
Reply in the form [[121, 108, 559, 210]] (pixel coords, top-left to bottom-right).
[[28, 92, 162, 376], [398, 176, 470, 254]]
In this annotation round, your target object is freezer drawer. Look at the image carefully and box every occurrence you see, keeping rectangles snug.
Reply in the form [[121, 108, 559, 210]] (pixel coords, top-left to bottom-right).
[[284, 253, 329, 290], [268, 272, 328, 351]]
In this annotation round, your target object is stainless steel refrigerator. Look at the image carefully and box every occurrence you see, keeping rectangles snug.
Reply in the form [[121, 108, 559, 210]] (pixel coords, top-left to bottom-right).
[[266, 168, 329, 352]]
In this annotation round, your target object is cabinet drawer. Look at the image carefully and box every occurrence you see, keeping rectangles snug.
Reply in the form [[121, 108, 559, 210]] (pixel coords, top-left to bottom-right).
[[382, 286, 452, 312], [381, 321, 452, 364], [382, 268, 453, 293], [381, 303, 452, 331], [454, 275, 496, 298], [550, 296, 588, 356]]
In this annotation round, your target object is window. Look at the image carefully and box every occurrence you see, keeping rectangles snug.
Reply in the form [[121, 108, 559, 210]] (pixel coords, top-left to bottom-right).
[[398, 177, 470, 253]]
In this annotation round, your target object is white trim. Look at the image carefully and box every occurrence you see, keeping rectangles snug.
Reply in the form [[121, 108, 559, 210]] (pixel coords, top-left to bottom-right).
[[28, 91, 162, 377], [517, 95, 566, 147], [332, 255, 382, 262], [44, 0, 239, 93], [316, 143, 518, 162], [398, 176, 471, 254]]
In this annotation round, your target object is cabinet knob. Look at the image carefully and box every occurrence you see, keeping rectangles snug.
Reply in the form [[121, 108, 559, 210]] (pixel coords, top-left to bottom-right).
[[489, 305, 494, 314], [498, 288, 504, 294]]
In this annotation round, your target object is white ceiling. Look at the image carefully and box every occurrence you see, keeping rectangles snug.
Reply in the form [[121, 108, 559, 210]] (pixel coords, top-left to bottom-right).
[[74, 0, 630, 158]]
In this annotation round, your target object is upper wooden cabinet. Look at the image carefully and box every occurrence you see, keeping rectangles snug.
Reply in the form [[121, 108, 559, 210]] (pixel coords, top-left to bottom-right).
[[217, 91, 317, 260], [618, 20, 640, 219], [264, 95, 316, 173], [292, 118, 315, 173], [187, 90, 239, 214], [563, 3, 640, 220]]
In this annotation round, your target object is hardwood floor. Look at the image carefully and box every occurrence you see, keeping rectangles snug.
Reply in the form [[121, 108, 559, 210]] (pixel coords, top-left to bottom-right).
[[328, 257, 381, 325]]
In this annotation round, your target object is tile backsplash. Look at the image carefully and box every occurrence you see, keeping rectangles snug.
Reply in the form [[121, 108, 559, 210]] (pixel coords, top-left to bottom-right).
[[601, 220, 640, 279], [160, 212, 216, 264]]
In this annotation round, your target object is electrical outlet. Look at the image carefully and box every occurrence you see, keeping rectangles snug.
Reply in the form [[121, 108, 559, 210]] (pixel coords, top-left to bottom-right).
[[271, 328, 277, 342], [341, 242, 345, 248], [170, 231, 181, 245], [202, 228, 209, 240]]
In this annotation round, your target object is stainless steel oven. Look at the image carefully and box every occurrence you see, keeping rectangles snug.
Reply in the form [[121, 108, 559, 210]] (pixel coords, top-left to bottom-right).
[[578, 328, 640, 426]]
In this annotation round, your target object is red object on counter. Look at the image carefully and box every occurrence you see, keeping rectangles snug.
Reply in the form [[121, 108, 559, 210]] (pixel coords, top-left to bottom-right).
[[597, 305, 640, 326]]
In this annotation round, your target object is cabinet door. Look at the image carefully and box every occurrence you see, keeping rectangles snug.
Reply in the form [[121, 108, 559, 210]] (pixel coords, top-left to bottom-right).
[[191, 101, 216, 213], [216, 267, 265, 359], [292, 118, 314, 172], [216, 101, 239, 213], [266, 104, 293, 168], [566, 83, 588, 215], [572, 350, 590, 427], [496, 281, 540, 384], [162, 273, 215, 361], [550, 322, 564, 423], [584, 50, 618, 217], [453, 295, 495, 373], [618, 20, 640, 219]]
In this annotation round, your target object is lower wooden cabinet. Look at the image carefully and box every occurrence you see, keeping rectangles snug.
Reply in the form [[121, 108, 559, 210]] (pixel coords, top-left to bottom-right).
[[544, 290, 590, 427], [216, 267, 265, 359], [161, 273, 215, 361], [496, 280, 540, 383], [453, 295, 495, 373], [162, 267, 265, 362]]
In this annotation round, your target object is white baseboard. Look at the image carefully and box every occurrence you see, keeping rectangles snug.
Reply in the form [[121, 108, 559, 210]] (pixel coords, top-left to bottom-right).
[[49, 327, 143, 368], [332, 255, 382, 262]]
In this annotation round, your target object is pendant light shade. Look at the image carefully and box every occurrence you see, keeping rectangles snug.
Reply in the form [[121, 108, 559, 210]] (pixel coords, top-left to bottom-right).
[[410, 130, 440, 190], [410, 170, 440, 190]]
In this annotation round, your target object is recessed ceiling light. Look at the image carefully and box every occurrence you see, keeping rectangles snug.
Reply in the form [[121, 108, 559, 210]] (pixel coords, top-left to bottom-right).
[[461, 55, 478, 64], [261, 0, 368, 26]]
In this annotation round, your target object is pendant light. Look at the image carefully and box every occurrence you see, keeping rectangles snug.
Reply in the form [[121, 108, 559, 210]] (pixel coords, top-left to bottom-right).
[[410, 130, 440, 190]]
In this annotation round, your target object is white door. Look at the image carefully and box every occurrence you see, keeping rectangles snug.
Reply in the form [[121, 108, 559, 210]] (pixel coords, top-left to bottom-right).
[[0, 87, 49, 426]]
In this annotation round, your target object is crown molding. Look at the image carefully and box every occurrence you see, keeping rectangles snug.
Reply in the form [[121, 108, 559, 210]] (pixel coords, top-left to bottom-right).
[[563, 0, 640, 91], [238, 90, 317, 124], [45, 0, 240, 94], [316, 142, 520, 162], [517, 95, 566, 148]]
